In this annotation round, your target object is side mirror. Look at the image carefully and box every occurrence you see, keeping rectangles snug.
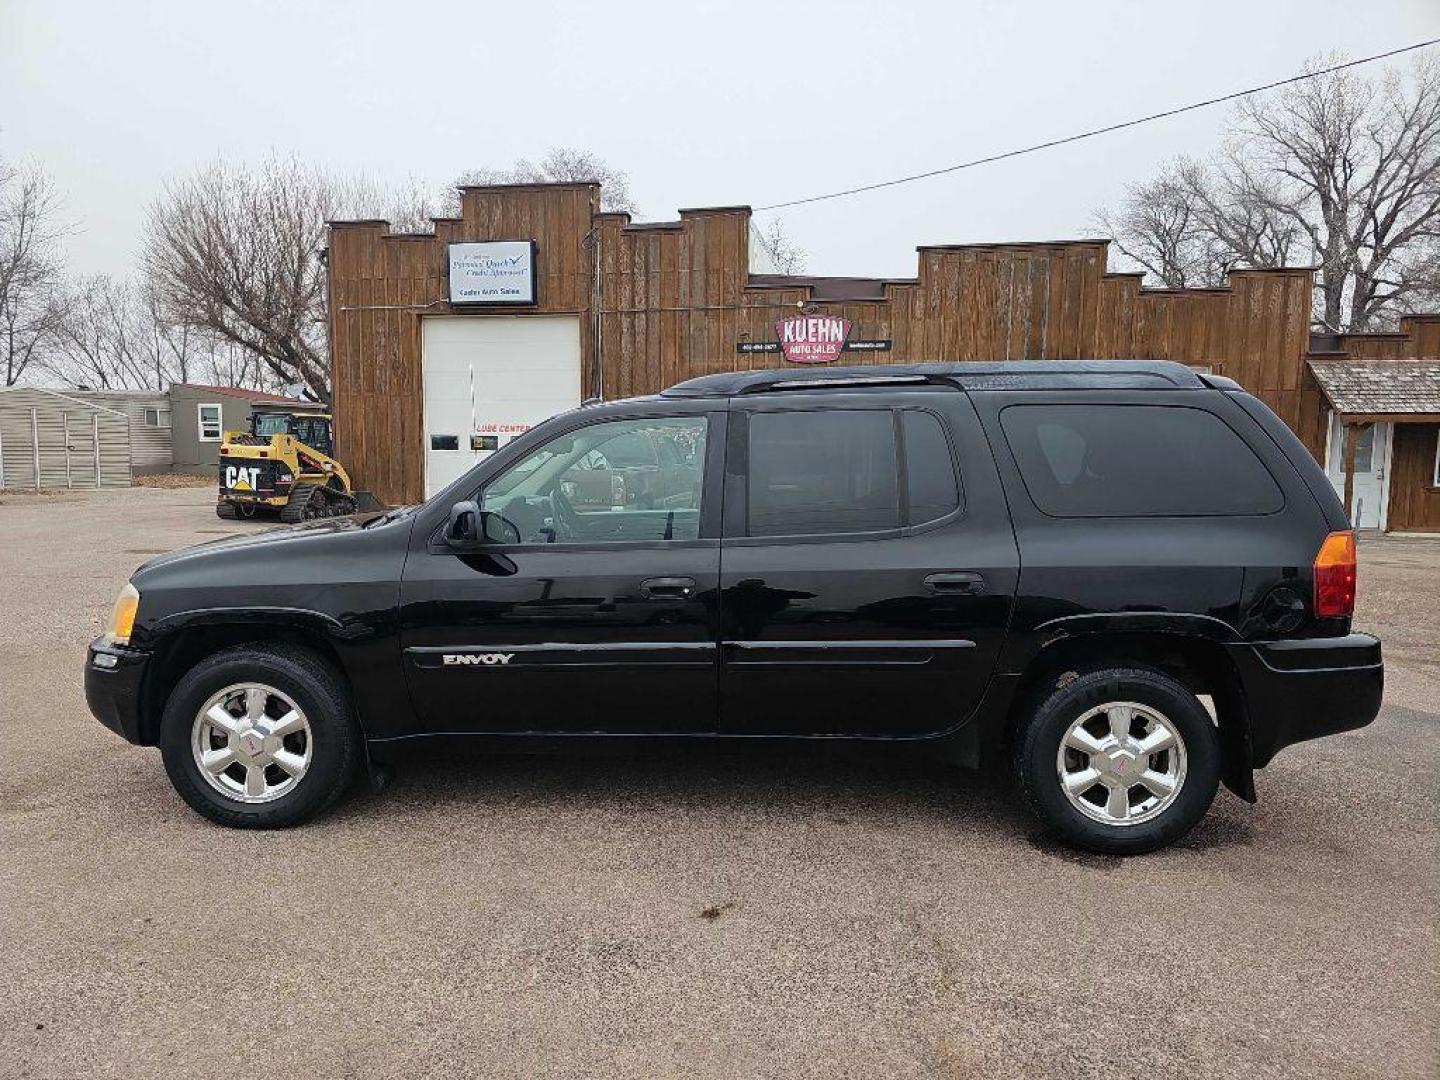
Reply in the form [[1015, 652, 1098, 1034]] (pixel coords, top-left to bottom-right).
[[444, 500, 481, 548], [445, 501, 520, 548], [480, 510, 521, 545]]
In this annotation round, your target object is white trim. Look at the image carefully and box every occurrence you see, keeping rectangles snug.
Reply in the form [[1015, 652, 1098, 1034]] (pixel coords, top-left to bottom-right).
[[1378, 421, 1394, 532], [197, 402, 223, 442], [1433, 428, 1440, 488]]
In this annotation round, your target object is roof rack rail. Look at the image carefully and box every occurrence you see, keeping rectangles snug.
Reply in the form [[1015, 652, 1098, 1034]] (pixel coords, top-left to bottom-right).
[[754, 374, 932, 393], [661, 361, 1208, 399]]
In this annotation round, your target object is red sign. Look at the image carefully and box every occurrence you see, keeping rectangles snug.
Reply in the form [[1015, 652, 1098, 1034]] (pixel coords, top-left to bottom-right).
[[774, 315, 851, 364]]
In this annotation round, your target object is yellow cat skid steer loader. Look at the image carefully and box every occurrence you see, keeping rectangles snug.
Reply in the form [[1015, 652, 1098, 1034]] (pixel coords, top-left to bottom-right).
[[216, 408, 361, 522]]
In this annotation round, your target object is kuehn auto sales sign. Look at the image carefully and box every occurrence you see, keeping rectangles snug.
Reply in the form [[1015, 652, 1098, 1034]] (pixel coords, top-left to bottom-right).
[[736, 316, 892, 362], [775, 315, 851, 364]]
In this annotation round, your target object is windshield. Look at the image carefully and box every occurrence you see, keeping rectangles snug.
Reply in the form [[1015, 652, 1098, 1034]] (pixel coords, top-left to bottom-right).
[[253, 414, 290, 437]]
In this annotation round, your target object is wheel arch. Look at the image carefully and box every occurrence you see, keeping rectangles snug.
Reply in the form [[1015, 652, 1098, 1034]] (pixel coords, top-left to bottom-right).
[[1004, 628, 1256, 802], [137, 613, 357, 747]]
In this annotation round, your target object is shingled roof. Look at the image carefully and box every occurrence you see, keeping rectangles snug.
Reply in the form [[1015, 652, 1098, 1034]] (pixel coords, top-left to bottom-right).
[[1307, 359, 1440, 417]]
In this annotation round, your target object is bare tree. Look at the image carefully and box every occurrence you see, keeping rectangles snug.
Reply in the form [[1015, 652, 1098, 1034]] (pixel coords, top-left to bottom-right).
[[47, 275, 136, 389], [343, 172, 438, 234], [0, 159, 66, 385], [135, 282, 202, 387], [1098, 54, 1440, 330], [750, 218, 809, 275], [45, 275, 206, 391], [1096, 158, 1298, 288], [197, 336, 275, 391], [144, 156, 454, 401], [143, 156, 336, 401], [451, 147, 638, 215]]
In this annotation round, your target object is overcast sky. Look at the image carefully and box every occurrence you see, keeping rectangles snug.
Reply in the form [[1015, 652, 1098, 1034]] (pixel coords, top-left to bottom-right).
[[3, 0, 1437, 280]]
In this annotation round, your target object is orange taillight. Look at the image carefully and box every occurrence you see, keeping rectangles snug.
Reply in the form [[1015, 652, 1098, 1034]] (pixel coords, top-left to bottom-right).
[[1313, 530, 1357, 618]]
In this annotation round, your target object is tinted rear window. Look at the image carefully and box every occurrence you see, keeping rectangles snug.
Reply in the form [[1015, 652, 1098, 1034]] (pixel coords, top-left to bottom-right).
[[748, 410, 899, 535], [1000, 404, 1283, 517], [902, 410, 960, 524]]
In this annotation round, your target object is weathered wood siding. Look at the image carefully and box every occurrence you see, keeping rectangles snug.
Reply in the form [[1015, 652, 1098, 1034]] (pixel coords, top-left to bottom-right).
[[1387, 423, 1440, 533], [329, 185, 1326, 505], [328, 184, 599, 506]]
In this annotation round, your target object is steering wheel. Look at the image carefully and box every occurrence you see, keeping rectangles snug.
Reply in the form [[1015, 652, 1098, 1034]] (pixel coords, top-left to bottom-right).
[[549, 483, 582, 541]]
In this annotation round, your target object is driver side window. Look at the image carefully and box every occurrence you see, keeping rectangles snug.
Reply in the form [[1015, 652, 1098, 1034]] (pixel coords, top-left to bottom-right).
[[479, 416, 708, 544]]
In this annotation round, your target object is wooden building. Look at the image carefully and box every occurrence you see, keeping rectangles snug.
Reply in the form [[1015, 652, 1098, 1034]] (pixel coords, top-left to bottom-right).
[[326, 182, 1440, 531]]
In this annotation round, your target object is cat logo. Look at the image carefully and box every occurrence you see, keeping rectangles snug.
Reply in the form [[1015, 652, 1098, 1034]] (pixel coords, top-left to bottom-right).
[[224, 465, 262, 492], [442, 653, 515, 666]]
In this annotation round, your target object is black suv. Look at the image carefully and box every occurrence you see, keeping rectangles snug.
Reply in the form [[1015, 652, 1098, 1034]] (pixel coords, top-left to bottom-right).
[[85, 362, 1383, 853]]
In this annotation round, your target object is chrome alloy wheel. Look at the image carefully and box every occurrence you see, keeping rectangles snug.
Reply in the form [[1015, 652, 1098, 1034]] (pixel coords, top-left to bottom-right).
[[1055, 701, 1187, 826], [191, 683, 312, 803]]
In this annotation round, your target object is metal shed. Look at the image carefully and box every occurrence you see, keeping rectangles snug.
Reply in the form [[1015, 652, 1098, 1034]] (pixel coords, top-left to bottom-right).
[[0, 387, 132, 489], [65, 389, 174, 474]]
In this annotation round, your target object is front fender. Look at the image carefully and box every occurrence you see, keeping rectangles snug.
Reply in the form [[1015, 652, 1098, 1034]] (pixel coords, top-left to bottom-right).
[[135, 606, 408, 746], [145, 606, 349, 640]]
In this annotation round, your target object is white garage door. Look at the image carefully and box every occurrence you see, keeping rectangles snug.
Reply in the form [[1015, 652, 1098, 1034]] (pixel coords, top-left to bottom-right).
[[421, 316, 583, 497]]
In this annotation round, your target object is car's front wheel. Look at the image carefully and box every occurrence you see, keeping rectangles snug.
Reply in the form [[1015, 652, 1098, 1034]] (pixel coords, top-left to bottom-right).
[[1014, 666, 1221, 854], [159, 644, 360, 828]]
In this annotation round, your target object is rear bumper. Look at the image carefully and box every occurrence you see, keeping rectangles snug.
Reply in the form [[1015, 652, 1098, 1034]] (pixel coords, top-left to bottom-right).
[[1228, 633, 1383, 766], [84, 636, 150, 745]]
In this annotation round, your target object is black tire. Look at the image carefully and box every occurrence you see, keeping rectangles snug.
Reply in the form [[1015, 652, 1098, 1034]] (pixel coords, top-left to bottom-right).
[[325, 487, 357, 516], [159, 644, 361, 828], [1014, 666, 1221, 855], [215, 502, 237, 520], [280, 484, 322, 523]]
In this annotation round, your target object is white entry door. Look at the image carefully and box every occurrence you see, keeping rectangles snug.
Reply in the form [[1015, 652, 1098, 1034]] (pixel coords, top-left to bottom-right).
[[420, 316, 582, 498], [1325, 414, 1391, 528]]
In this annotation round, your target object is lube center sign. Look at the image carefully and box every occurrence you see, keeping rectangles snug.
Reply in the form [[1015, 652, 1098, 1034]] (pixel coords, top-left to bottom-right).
[[448, 241, 537, 305]]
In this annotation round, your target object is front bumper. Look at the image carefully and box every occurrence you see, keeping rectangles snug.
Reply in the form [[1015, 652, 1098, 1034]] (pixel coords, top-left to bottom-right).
[[1229, 633, 1383, 767], [84, 636, 150, 744]]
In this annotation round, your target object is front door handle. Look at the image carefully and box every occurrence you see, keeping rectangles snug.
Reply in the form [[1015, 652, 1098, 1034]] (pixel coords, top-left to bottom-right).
[[924, 571, 985, 596], [640, 576, 696, 600]]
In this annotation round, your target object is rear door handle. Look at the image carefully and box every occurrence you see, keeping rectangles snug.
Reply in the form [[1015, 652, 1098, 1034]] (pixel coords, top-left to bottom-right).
[[924, 571, 985, 595], [640, 576, 696, 600]]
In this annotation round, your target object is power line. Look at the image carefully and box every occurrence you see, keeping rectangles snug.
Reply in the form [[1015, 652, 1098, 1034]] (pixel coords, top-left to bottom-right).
[[755, 39, 1440, 212]]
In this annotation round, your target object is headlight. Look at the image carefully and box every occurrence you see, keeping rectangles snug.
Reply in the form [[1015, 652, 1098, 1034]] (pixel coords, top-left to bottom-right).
[[108, 582, 140, 645]]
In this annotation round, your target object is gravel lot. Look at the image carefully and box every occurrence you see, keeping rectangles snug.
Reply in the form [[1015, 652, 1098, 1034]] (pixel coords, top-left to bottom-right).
[[1, 486, 1436, 1080]]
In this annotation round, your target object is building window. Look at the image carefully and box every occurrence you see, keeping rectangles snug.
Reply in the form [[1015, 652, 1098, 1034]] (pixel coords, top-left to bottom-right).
[[1433, 430, 1440, 488], [143, 407, 172, 428], [198, 403, 223, 442]]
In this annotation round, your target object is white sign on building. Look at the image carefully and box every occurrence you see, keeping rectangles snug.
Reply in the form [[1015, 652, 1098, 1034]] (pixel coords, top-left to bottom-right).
[[447, 241, 537, 305]]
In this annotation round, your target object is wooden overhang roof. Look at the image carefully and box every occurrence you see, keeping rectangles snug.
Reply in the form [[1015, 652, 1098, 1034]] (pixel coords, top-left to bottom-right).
[[1307, 359, 1440, 422]]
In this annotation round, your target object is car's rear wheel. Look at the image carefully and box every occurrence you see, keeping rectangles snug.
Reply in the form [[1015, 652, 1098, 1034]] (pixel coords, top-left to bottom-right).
[[159, 644, 360, 828], [1014, 667, 1221, 854]]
